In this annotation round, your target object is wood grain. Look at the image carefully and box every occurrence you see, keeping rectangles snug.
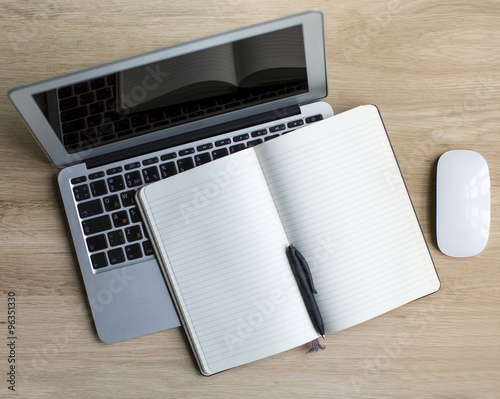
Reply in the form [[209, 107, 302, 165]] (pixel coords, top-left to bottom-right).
[[0, 1, 499, 397]]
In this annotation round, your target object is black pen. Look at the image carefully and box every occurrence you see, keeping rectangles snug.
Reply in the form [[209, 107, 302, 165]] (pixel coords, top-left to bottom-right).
[[286, 244, 325, 338]]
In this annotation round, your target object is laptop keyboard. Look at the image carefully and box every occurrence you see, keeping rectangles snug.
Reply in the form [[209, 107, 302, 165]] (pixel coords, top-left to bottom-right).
[[71, 113, 324, 272]]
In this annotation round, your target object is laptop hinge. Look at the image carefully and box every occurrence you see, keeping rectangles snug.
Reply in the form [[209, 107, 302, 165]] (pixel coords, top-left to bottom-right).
[[85, 105, 301, 169]]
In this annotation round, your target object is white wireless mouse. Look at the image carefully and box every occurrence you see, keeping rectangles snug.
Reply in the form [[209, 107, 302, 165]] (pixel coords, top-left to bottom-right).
[[436, 150, 490, 257]]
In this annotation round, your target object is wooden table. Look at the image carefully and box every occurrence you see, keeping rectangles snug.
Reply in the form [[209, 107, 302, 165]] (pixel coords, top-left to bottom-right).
[[1, 1, 499, 397]]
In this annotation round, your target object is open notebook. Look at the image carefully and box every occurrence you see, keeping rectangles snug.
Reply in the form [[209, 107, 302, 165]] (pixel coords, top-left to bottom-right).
[[136, 105, 440, 375]]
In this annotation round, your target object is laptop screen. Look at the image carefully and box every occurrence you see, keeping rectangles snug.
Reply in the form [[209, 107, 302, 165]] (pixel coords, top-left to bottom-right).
[[32, 25, 308, 155], [10, 11, 327, 167]]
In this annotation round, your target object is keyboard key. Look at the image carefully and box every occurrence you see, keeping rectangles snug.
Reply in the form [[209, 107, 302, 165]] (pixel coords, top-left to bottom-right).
[[251, 129, 267, 137], [106, 167, 123, 175], [73, 184, 91, 202], [179, 148, 195, 156], [215, 138, 231, 147], [160, 162, 177, 178], [269, 124, 286, 133], [247, 139, 263, 147], [142, 166, 160, 183], [305, 114, 323, 123], [197, 143, 213, 151], [91, 252, 108, 269], [82, 215, 112, 235], [112, 210, 130, 228], [142, 157, 159, 166], [89, 171, 105, 180], [230, 144, 245, 153], [160, 152, 177, 161], [107, 175, 125, 192], [90, 180, 108, 197], [142, 240, 155, 256], [71, 176, 87, 184], [125, 243, 143, 260], [195, 153, 211, 166], [177, 157, 194, 172], [129, 207, 142, 223], [125, 171, 143, 188], [125, 162, 141, 170], [107, 230, 125, 247], [86, 234, 108, 253], [108, 248, 126, 265], [120, 190, 136, 207], [103, 194, 121, 211], [78, 199, 103, 219], [233, 133, 249, 142], [125, 225, 143, 242], [212, 148, 229, 160], [287, 119, 304, 128]]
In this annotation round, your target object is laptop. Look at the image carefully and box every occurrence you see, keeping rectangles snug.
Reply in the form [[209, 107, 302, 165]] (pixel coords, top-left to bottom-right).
[[8, 10, 333, 343]]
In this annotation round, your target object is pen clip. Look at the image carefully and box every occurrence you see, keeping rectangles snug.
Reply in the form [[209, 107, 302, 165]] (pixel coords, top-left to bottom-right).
[[288, 245, 318, 294]]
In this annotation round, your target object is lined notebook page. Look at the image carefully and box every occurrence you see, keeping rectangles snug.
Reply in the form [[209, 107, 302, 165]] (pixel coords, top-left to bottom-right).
[[255, 105, 440, 334], [138, 149, 317, 375]]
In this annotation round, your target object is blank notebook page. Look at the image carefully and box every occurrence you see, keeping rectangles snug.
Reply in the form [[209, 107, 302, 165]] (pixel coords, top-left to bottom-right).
[[256, 105, 440, 334], [138, 149, 317, 375]]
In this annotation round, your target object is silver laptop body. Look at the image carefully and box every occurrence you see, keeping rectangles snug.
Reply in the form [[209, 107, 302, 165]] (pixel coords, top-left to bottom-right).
[[8, 10, 333, 343]]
